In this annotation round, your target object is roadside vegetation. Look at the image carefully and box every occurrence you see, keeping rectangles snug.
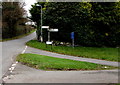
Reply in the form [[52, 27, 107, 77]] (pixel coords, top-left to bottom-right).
[[1, 29, 35, 42], [2, 2, 34, 41], [17, 53, 117, 71], [30, 2, 120, 47], [115, 84, 120, 85], [26, 40, 119, 62]]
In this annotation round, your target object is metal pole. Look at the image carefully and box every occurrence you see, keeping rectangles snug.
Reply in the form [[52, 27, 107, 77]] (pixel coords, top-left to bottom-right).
[[36, 4, 43, 42], [72, 38, 74, 48], [40, 5, 43, 42], [48, 31, 50, 42]]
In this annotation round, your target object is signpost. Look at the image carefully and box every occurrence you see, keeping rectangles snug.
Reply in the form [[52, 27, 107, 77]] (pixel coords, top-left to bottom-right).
[[42, 26, 49, 29], [48, 29, 58, 32], [46, 41, 53, 49], [46, 41, 52, 45], [71, 32, 75, 48], [40, 26, 49, 42], [47, 28, 58, 42], [46, 28, 59, 49]]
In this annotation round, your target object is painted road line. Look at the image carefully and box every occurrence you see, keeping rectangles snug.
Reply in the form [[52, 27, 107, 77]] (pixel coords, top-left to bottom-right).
[[21, 46, 28, 54], [2, 61, 18, 83]]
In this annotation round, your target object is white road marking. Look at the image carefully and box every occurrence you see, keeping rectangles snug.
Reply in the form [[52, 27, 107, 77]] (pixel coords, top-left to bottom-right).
[[10, 70, 13, 73], [3, 45, 28, 82], [21, 46, 28, 54], [16, 61, 18, 64], [2, 76, 9, 81], [8, 68, 11, 71], [2, 61, 18, 82], [11, 67, 15, 71], [12, 64, 16, 67]]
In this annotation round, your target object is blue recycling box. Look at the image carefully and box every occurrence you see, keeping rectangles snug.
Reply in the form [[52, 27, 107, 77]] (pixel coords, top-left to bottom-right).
[[71, 32, 74, 39]]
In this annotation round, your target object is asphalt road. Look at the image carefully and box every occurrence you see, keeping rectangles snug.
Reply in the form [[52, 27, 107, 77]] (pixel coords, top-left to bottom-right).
[[2, 32, 36, 77], [5, 63, 119, 83]]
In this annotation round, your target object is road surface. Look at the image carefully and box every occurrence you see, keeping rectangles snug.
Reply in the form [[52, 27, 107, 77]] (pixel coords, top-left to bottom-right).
[[2, 32, 36, 77], [5, 63, 119, 83]]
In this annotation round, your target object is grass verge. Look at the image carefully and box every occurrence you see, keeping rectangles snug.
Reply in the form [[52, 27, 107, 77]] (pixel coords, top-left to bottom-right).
[[17, 53, 117, 71], [1, 29, 35, 42], [26, 40, 119, 62]]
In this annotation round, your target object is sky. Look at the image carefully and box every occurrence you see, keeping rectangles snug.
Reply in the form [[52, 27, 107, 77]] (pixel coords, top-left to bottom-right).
[[24, 0, 37, 17]]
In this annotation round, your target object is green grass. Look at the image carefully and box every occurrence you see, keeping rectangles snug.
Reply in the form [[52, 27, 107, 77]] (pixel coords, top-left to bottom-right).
[[115, 84, 120, 85], [17, 53, 117, 71], [1, 29, 35, 42], [26, 40, 119, 62]]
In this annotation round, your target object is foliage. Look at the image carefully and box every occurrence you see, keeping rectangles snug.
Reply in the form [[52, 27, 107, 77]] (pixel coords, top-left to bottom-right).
[[2, 2, 27, 38], [89, 2, 120, 47], [17, 53, 117, 70], [30, 2, 120, 47], [26, 40, 119, 62], [29, 2, 45, 26]]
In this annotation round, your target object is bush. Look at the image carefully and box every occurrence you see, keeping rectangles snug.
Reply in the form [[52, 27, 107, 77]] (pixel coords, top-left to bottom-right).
[[30, 2, 120, 47]]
